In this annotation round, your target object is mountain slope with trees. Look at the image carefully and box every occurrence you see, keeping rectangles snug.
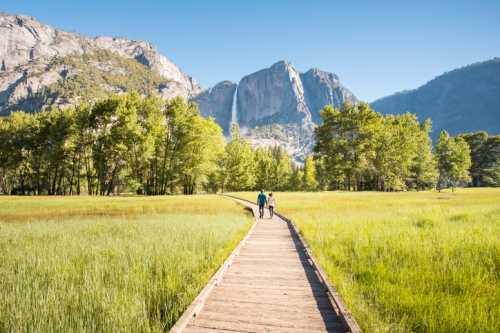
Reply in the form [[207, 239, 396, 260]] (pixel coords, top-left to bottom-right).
[[371, 58, 500, 137], [0, 13, 200, 115]]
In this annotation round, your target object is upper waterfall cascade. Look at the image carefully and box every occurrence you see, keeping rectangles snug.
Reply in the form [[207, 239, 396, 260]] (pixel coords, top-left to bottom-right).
[[230, 85, 238, 127]]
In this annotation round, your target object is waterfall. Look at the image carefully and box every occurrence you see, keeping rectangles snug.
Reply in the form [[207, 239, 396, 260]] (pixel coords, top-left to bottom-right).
[[230, 85, 238, 127]]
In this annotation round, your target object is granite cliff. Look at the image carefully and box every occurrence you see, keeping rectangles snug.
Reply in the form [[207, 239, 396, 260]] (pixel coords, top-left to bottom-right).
[[194, 61, 357, 161], [0, 13, 200, 115]]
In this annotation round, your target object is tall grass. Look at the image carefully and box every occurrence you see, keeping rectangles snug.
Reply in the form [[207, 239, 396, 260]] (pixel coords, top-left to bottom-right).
[[0, 195, 252, 332], [234, 189, 500, 333]]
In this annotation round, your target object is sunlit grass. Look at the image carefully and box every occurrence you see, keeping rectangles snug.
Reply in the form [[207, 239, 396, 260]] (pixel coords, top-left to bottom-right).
[[233, 188, 500, 333], [0, 195, 252, 332]]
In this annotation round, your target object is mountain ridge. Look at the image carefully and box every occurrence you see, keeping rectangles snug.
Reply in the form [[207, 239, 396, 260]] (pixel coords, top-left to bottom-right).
[[371, 58, 500, 136], [194, 60, 357, 134], [0, 12, 200, 115]]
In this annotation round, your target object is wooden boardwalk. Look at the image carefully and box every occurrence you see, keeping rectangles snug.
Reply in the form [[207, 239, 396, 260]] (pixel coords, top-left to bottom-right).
[[172, 198, 357, 333]]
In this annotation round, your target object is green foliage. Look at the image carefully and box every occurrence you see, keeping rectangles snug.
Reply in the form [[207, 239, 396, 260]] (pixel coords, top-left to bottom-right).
[[288, 166, 304, 191], [269, 146, 292, 191], [302, 156, 318, 190], [0, 93, 224, 195], [459, 132, 500, 187], [436, 130, 472, 190], [410, 119, 439, 190], [254, 147, 274, 191], [40, 50, 170, 107], [314, 102, 438, 191], [220, 125, 256, 192]]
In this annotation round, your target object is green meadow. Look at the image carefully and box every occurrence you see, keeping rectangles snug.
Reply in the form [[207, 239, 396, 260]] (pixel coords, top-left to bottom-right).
[[0, 195, 252, 332], [1, 190, 499, 333], [235, 188, 500, 333]]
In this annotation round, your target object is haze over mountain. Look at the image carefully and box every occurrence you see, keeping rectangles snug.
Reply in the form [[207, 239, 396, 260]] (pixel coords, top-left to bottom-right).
[[372, 58, 500, 137]]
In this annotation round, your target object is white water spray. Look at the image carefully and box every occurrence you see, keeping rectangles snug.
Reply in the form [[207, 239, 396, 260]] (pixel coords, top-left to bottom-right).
[[230, 85, 238, 127]]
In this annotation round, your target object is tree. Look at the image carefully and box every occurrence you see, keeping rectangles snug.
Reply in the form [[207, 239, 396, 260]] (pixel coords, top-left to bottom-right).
[[288, 166, 304, 191], [314, 102, 382, 190], [313, 157, 332, 191], [222, 124, 255, 191], [460, 132, 500, 187], [254, 148, 274, 191], [436, 130, 472, 191], [90, 93, 142, 195], [410, 118, 438, 190], [477, 135, 500, 187], [302, 156, 318, 191], [459, 132, 488, 186], [269, 146, 292, 191]]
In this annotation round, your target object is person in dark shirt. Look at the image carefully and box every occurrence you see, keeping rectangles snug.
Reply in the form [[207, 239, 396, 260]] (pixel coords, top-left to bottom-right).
[[257, 190, 267, 219]]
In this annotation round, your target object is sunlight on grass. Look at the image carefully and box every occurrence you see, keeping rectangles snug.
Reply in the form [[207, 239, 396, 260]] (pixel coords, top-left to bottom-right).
[[233, 188, 500, 333], [0, 195, 252, 332]]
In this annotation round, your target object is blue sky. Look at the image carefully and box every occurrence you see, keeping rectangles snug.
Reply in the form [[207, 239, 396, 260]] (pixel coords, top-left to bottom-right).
[[3, 0, 500, 101]]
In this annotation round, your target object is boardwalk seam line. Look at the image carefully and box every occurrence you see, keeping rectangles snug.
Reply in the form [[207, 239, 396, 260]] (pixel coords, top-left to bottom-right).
[[169, 198, 258, 333]]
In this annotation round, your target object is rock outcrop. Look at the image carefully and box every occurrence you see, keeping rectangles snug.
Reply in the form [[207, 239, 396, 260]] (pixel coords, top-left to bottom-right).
[[195, 60, 357, 161], [300, 68, 357, 123], [192, 81, 236, 135], [0, 13, 200, 115], [237, 61, 311, 127]]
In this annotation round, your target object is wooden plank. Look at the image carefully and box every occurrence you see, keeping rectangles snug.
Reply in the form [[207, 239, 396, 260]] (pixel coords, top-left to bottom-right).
[[203, 298, 336, 314], [200, 303, 338, 321], [195, 310, 342, 330], [208, 294, 334, 309], [183, 326, 241, 333], [191, 318, 344, 333]]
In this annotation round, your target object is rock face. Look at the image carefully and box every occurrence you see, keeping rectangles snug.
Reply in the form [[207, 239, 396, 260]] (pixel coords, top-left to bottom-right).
[[300, 68, 357, 123], [197, 61, 357, 131], [0, 13, 200, 115], [237, 61, 311, 127], [371, 58, 500, 137], [195, 60, 357, 160], [192, 81, 236, 135]]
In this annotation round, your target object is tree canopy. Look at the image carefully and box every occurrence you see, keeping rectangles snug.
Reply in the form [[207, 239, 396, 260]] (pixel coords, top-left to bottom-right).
[[1, 95, 497, 195]]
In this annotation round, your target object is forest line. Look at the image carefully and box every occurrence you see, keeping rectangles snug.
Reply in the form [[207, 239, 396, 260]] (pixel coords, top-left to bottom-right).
[[0, 93, 498, 195]]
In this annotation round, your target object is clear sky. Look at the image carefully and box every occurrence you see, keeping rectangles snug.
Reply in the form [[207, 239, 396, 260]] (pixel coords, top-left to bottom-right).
[[3, 0, 500, 102]]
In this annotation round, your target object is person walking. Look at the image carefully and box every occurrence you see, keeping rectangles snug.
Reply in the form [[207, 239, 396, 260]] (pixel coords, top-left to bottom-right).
[[257, 190, 267, 219], [268, 193, 276, 218]]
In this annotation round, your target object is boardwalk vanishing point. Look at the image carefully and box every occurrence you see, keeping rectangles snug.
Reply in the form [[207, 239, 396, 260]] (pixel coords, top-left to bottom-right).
[[171, 197, 361, 333]]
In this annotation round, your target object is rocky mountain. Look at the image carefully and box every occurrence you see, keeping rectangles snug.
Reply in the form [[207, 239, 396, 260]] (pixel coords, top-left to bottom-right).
[[371, 58, 500, 137], [192, 80, 236, 133], [195, 61, 357, 134], [194, 61, 357, 161], [0, 13, 200, 115]]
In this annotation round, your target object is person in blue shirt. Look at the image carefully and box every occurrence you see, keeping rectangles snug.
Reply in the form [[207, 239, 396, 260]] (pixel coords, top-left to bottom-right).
[[257, 190, 267, 219]]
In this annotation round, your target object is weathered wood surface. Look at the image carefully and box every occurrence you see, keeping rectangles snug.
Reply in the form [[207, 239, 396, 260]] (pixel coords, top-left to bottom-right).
[[171, 197, 356, 333]]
